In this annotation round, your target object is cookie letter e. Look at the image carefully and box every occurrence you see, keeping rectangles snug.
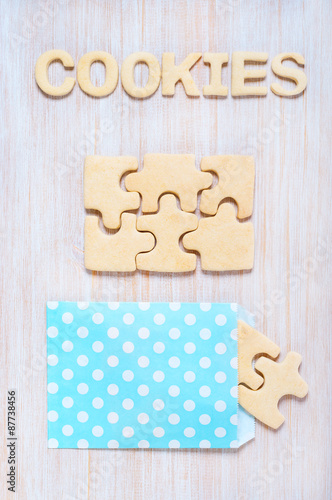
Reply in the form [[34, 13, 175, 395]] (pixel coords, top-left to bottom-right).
[[77, 51, 119, 97]]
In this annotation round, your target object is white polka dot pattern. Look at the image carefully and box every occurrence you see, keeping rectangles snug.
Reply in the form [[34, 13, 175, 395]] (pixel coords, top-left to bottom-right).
[[47, 302, 242, 449]]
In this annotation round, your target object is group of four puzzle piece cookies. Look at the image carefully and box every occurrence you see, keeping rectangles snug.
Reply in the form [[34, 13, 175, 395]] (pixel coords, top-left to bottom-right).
[[84, 154, 255, 272], [237, 321, 308, 429]]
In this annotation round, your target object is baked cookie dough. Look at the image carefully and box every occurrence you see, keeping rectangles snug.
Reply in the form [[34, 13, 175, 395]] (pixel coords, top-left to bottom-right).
[[183, 203, 254, 271]]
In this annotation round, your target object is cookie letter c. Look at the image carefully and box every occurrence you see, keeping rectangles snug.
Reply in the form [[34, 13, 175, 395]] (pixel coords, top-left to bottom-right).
[[35, 50, 75, 97]]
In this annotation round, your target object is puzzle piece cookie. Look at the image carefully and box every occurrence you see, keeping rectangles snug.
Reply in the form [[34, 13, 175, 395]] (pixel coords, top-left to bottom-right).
[[84, 213, 155, 272], [238, 320, 280, 390], [238, 352, 308, 429], [136, 194, 198, 272], [200, 155, 255, 218], [183, 203, 254, 271], [84, 156, 140, 229], [125, 154, 212, 213]]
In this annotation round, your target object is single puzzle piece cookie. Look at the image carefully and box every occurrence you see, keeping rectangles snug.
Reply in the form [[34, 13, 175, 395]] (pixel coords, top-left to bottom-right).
[[125, 154, 212, 213], [200, 155, 255, 218], [84, 156, 140, 229], [136, 194, 198, 272], [84, 213, 155, 272], [238, 320, 280, 390], [183, 203, 254, 271], [238, 352, 308, 429]]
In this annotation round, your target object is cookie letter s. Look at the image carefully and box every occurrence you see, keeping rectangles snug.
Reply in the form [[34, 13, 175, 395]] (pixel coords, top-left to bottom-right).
[[271, 53, 307, 97]]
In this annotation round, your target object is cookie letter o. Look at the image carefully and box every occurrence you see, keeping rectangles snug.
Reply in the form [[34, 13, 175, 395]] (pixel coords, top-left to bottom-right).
[[35, 50, 75, 97], [77, 51, 119, 97], [121, 52, 161, 98]]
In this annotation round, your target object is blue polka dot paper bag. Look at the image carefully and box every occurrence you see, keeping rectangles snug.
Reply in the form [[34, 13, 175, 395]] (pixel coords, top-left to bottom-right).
[[47, 302, 255, 449]]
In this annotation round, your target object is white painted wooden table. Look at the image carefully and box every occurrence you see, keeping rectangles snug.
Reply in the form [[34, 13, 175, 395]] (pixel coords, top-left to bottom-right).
[[0, 1, 331, 498]]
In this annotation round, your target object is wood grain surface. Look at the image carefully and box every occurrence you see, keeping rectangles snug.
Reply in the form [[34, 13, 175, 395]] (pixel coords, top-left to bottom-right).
[[0, 1, 331, 499]]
